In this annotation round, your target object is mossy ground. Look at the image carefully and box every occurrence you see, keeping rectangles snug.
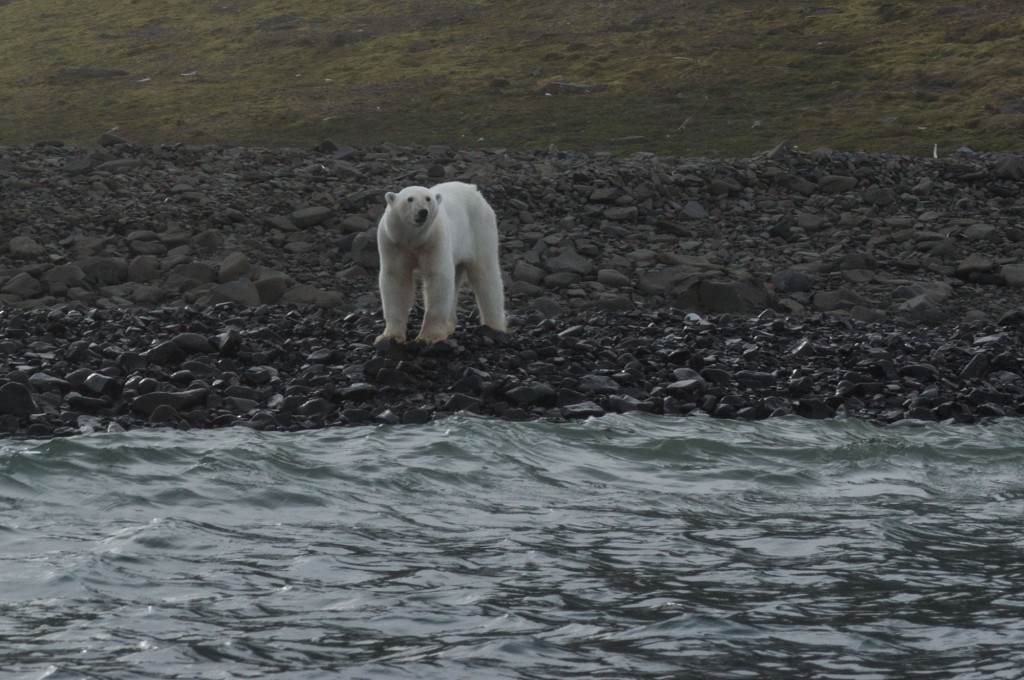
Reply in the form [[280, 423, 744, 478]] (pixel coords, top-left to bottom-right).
[[1, 0, 1022, 155]]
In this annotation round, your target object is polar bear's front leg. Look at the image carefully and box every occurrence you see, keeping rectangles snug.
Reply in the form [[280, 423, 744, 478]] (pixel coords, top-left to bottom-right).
[[416, 267, 456, 344], [376, 261, 416, 344]]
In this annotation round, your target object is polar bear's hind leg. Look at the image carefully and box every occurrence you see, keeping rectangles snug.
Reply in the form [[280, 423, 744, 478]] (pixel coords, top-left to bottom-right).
[[467, 261, 507, 332]]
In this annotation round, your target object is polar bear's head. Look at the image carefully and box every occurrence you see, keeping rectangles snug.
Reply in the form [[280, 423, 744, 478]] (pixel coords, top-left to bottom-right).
[[385, 186, 443, 233]]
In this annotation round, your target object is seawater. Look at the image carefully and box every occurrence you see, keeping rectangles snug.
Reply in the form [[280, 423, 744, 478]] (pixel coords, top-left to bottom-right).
[[2, 414, 1024, 680]]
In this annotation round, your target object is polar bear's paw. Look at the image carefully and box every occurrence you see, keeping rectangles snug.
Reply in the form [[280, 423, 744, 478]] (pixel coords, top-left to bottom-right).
[[414, 328, 451, 345], [374, 331, 407, 345]]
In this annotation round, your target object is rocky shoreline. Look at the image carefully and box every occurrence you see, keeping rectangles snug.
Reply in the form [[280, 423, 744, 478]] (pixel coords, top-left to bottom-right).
[[2, 138, 1024, 437]]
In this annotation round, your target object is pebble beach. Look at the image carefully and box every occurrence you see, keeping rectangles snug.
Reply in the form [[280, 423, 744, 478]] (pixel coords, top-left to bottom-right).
[[2, 137, 1023, 437]]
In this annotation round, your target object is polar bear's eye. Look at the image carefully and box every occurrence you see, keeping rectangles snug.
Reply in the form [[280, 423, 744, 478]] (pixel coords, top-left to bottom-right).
[[425, 197, 431, 202], [407, 197, 414, 203]]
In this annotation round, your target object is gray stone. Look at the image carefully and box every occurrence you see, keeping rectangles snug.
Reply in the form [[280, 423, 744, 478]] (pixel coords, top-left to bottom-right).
[[849, 305, 887, 323], [1000, 264, 1024, 288], [508, 280, 543, 297], [75, 255, 128, 286], [562, 401, 605, 419], [963, 223, 997, 241], [41, 264, 87, 293], [796, 212, 826, 232], [281, 284, 346, 307], [597, 269, 630, 288], [207, 279, 261, 307], [350, 230, 379, 269], [666, 370, 707, 396], [64, 153, 96, 176], [127, 255, 160, 283], [640, 266, 698, 297], [285, 241, 316, 254], [130, 388, 209, 416], [892, 281, 953, 304], [1, 272, 43, 298], [863, 185, 896, 206], [603, 206, 638, 221], [812, 288, 873, 312], [255, 273, 293, 303], [513, 261, 546, 285], [771, 269, 812, 293], [340, 215, 372, 233], [956, 254, 994, 276], [130, 284, 165, 304], [218, 251, 252, 283], [818, 175, 858, 193], [959, 353, 989, 381], [993, 154, 1024, 181], [0, 382, 39, 416], [290, 206, 333, 229], [166, 262, 217, 289], [577, 374, 620, 394], [589, 187, 621, 203], [8, 236, 46, 259], [543, 272, 581, 289], [191, 230, 225, 253], [709, 177, 742, 195], [896, 294, 947, 323], [680, 200, 708, 221], [129, 239, 166, 256], [544, 247, 594, 276], [691, 278, 774, 314], [171, 333, 214, 353]]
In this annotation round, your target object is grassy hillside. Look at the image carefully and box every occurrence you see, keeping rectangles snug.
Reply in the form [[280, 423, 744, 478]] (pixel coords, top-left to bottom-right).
[[1, 0, 1022, 156]]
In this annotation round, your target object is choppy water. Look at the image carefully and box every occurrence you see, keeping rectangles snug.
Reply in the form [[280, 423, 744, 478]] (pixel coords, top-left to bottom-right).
[[3, 414, 1024, 680]]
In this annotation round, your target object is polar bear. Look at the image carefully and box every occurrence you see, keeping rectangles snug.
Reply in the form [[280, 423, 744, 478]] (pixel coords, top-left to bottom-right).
[[375, 181, 506, 344]]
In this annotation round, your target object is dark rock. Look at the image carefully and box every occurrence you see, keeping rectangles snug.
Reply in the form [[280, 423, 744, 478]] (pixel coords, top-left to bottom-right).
[[443, 393, 483, 412], [401, 408, 432, 424], [77, 257, 129, 286], [297, 398, 332, 417], [66, 392, 109, 412], [149, 404, 184, 424], [341, 408, 373, 424], [772, 270, 812, 294], [796, 398, 833, 419], [959, 353, 990, 381], [735, 370, 775, 388], [898, 363, 939, 382], [680, 200, 709, 221], [82, 373, 121, 398], [131, 389, 209, 416], [544, 247, 594, 276], [819, 175, 857, 193], [341, 383, 377, 401], [0, 382, 38, 416], [562, 401, 605, 418], [577, 374, 620, 394], [666, 370, 707, 397], [144, 340, 186, 365], [216, 329, 242, 356], [171, 333, 214, 353], [505, 383, 555, 406], [245, 366, 278, 385], [556, 388, 587, 407]]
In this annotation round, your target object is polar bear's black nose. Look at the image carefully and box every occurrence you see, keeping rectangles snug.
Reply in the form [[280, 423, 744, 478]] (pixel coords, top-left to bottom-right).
[[416, 209, 429, 223]]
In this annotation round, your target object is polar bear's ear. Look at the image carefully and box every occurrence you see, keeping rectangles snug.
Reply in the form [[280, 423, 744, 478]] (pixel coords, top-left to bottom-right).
[[434, 193, 443, 206], [385, 192, 397, 206]]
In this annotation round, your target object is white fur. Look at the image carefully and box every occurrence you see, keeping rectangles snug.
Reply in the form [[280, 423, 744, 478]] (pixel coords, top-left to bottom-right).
[[375, 181, 506, 344]]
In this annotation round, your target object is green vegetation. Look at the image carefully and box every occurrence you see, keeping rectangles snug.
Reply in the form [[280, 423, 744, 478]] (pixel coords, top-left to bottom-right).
[[1, 0, 1021, 155]]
